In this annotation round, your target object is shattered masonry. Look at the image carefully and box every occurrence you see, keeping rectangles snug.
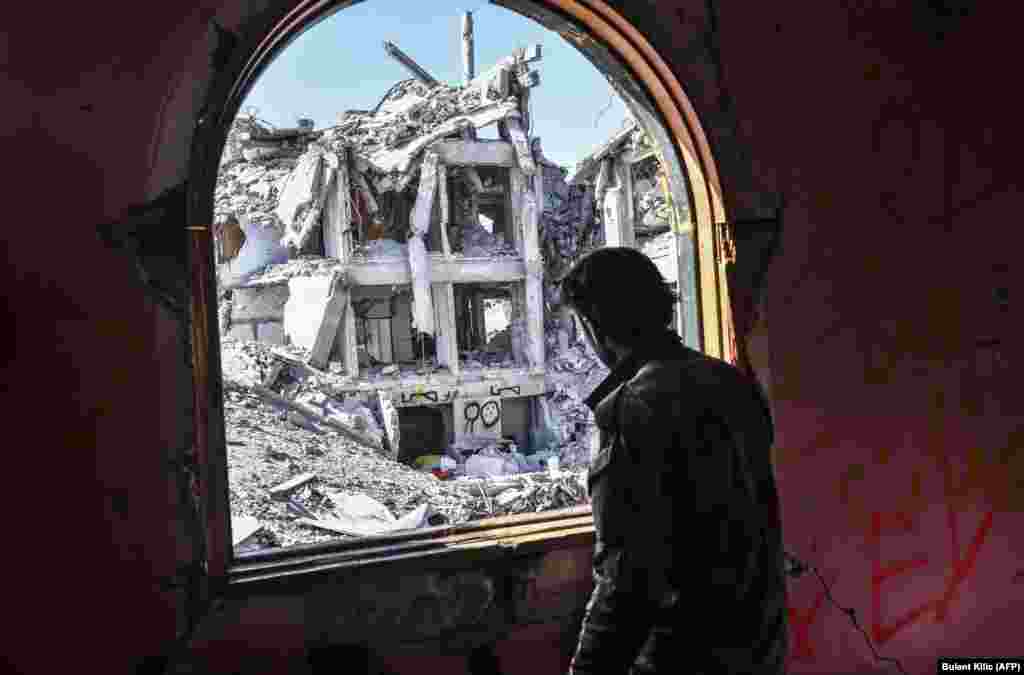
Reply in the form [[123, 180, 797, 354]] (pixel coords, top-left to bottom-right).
[[215, 36, 683, 551]]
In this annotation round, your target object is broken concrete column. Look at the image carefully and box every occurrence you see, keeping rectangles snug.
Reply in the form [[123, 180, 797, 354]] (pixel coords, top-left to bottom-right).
[[322, 149, 351, 259], [408, 151, 439, 336], [505, 115, 536, 176], [308, 271, 350, 370], [431, 283, 458, 370], [275, 149, 324, 231], [437, 163, 452, 256], [283, 158, 335, 253], [523, 173, 545, 370], [602, 184, 629, 247]]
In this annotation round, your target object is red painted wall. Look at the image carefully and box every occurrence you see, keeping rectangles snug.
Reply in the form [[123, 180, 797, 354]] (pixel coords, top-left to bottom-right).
[[4, 2, 1020, 674], [709, 3, 1023, 673]]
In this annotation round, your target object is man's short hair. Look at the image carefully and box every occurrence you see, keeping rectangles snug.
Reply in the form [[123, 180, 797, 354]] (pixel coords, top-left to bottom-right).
[[559, 247, 679, 345]]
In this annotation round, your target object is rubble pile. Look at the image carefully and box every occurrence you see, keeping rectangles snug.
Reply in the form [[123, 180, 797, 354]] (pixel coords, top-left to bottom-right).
[[216, 116, 317, 229], [214, 39, 636, 552], [224, 337, 589, 552], [321, 78, 501, 170], [544, 344, 609, 466], [636, 183, 672, 230], [246, 255, 345, 285], [214, 50, 537, 283], [460, 218, 519, 257]]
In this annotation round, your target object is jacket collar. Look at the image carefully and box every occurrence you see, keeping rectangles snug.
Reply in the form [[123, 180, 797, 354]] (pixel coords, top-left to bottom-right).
[[584, 330, 686, 415]]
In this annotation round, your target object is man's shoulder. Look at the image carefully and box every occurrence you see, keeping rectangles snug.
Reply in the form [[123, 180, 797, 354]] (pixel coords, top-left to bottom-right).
[[627, 348, 746, 403]]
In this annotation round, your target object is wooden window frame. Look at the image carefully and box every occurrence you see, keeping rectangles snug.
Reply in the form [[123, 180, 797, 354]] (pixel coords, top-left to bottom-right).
[[188, 0, 733, 589]]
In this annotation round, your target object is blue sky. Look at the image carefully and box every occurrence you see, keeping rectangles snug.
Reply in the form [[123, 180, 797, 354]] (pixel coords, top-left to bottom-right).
[[241, 0, 629, 169]]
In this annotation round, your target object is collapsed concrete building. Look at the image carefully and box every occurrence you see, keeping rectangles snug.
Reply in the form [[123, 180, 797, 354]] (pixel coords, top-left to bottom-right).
[[213, 33, 622, 547], [566, 117, 691, 336]]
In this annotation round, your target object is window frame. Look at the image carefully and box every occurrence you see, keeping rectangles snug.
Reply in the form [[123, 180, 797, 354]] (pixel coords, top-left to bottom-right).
[[187, 0, 735, 589]]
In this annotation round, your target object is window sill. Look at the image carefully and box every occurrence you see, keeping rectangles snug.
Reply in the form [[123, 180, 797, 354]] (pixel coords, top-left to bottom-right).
[[227, 505, 594, 592]]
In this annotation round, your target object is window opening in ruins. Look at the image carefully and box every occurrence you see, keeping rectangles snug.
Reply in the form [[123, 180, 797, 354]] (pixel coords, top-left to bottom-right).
[[447, 165, 517, 257], [350, 285, 441, 372], [214, 1, 700, 555], [454, 282, 522, 369], [631, 155, 671, 237]]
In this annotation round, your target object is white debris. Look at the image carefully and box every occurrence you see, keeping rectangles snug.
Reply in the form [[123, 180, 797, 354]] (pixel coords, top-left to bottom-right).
[[356, 238, 407, 258], [219, 214, 290, 288], [231, 515, 262, 546], [298, 493, 433, 537]]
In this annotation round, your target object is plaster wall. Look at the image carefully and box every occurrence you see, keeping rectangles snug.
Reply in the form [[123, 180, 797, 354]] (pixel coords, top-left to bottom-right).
[[4, 2, 1021, 675]]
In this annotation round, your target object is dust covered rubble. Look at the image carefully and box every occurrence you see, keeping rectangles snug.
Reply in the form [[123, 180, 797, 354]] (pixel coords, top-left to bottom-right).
[[215, 55, 618, 551], [223, 337, 588, 552], [214, 51, 538, 285]]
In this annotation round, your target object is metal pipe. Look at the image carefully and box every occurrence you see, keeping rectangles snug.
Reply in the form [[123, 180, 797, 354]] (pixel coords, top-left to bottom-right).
[[462, 11, 475, 85], [382, 41, 439, 88]]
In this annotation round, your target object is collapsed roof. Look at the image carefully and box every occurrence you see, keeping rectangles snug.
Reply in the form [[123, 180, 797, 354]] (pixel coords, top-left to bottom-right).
[[215, 45, 542, 235], [565, 116, 681, 235]]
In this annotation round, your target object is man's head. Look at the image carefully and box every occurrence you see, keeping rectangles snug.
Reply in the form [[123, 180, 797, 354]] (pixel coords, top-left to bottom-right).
[[559, 247, 678, 366]]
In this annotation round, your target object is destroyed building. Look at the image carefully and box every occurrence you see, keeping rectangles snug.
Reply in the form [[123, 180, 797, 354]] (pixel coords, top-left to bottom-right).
[[214, 37, 616, 549], [567, 117, 690, 334]]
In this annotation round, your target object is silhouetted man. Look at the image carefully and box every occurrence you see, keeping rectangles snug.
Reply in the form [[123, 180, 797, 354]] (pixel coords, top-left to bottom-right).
[[560, 247, 788, 675]]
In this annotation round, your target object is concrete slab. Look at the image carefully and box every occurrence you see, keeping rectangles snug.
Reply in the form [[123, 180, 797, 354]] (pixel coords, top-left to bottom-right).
[[257, 321, 286, 345], [283, 276, 338, 352], [275, 150, 323, 230]]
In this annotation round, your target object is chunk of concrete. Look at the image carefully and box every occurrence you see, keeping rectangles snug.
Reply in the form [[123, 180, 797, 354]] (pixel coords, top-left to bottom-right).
[[283, 275, 341, 352], [275, 150, 324, 230], [256, 321, 286, 345], [220, 214, 290, 287]]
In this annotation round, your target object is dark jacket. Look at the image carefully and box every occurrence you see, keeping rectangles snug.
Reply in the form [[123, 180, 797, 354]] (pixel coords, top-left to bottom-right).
[[568, 331, 788, 675]]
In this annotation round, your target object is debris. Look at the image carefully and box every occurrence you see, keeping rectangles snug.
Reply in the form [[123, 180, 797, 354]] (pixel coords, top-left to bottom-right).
[[298, 493, 433, 537], [408, 150, 439, 336], [505, 115, 536, 175], [231, 515, 262, 546], [268, 471, 318, 500], [465, 450, 519, 478], [275, 149, 324, 235], [263, 360, 287, 387], [286, 497, 319, 520], [265, 447, 296, 462], [383, 40, 440, 88], [216, 29, 618, 551], [307, 271, 349, 370], [287, 410, 321, 432], [494, 488, 523, 507], [415, 455, 456, 471], [219, 214, 290, 289], [253, 384, 382, 451], [356, 238, 406, 258]]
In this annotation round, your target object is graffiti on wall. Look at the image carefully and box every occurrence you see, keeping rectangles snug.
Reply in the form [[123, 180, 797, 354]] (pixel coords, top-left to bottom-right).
[[785, 436, 1009, 667]]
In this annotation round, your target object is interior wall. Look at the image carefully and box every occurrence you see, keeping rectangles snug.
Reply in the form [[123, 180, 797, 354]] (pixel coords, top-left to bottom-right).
[[701, 3, 1023, 672], [4, 1, 1021, 674]]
